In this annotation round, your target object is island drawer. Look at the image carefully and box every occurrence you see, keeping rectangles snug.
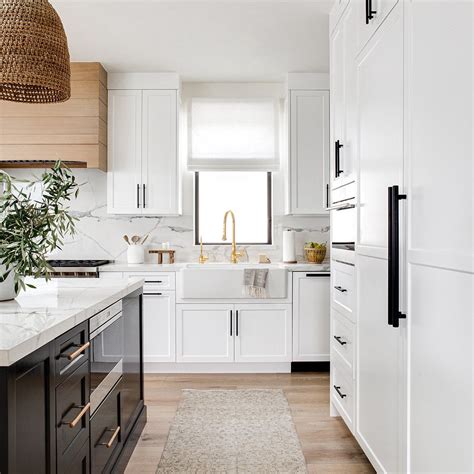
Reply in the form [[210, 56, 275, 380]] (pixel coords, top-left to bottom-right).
[[331, 353, 354, 430], [91, 381, 122, 474], [331, 308, 355, 375], [55, 321, 89, 382], [56, 360, 90, 473], [332, 260, 355, 321]]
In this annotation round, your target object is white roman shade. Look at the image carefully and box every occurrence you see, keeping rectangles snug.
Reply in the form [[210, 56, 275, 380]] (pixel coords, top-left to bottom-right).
[[187, 98, 280, 171]]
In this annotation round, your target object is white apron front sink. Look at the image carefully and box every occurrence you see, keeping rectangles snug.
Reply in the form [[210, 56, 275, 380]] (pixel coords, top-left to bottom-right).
[[178, 265, 288, 299]]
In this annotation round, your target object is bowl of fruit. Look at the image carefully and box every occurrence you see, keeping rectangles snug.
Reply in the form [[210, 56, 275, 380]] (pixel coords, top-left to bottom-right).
[[304, 242, 327, 264]]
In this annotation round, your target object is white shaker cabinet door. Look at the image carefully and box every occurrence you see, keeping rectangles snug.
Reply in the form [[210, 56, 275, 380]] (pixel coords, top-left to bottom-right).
[[107, 89, 142, 214], [143, 292, 176, 363], [357, 3, 403, 250], [356, 254, 404, 474], [288, 90, 329, 215], [292, 273, 330, 362], [234, 304, 292, 363], [176, 304, 234, 363], [142, 90, 180, 216]]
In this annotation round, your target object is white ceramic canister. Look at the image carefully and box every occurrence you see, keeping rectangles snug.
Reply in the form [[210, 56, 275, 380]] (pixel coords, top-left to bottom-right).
[[0, 264, 17, 301], [127, 245, 145, 264]]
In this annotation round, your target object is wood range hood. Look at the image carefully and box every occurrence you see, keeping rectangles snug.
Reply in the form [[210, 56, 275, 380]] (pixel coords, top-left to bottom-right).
[[0, 63, 108, 171]]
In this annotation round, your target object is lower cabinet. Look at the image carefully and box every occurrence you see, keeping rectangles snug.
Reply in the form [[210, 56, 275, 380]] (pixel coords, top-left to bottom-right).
[[143, 291, 176, 362], [292, 272, 330, 361], [234, 304, 292, 363], [176, 303, 292, 363], [176, 304, 234, 362]]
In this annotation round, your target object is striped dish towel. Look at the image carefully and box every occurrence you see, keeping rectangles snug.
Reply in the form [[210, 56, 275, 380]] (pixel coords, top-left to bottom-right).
[[243, 268, 268, 298]]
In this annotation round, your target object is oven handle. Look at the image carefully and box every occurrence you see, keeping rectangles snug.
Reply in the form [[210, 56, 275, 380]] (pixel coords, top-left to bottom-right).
[[90, 311, 122, 339]]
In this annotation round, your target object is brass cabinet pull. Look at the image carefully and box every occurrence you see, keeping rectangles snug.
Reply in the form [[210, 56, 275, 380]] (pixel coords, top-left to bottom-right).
[[99, 426, 121, 448], [61, 341, 90, 361], [63, 402, 91, 428]]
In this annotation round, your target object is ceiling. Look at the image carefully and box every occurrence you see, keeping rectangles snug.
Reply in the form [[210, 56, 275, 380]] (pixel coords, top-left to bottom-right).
[[52, 0, 333, 82]]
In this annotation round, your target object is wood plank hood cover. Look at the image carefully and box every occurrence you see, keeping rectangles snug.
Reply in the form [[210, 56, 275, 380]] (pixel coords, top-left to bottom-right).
[[0, 63, 108, 171]]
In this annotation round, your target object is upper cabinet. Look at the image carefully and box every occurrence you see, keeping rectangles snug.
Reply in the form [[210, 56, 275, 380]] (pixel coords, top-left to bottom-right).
[[0, 62, 107, 170], [107, 73, 181, 216], [285, 73, 329, 216], [330, 1, 357, 188]]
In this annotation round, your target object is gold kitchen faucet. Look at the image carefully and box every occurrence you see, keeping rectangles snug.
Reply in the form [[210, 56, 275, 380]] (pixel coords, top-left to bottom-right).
[[222, 210, 242, 264]]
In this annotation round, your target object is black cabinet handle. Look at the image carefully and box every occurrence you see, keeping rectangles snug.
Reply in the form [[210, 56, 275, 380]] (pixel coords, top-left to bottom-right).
[[136, 184, 140, 208], [333, 335, 347, 346], [334, 385, 347, 399], [305, 273, 328, 278], [334, 285, 348, 293], [143, 183, 146, 208], [388, 185, 406, 328], [365, 0, 377, 24], [236, 310, 239, 336], [326, 183, 329, 208], [335, 140, 344, 177]]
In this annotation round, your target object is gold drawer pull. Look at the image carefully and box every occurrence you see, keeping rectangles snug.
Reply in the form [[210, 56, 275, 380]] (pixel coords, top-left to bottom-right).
[[61, 341, 90, 361], [100, 426, 121, 448], [63, 402, 91, 428]]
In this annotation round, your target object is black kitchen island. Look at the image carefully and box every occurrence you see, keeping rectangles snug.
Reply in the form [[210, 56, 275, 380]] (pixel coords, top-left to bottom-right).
[[0, 278, 146, 474]]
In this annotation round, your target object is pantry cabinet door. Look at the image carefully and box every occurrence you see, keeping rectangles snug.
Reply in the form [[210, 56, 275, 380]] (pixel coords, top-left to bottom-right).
[[355, 4, 405, 473], [288, 90, 329, 215], [142, 90, 180, 216], [176, 304, 234, 363], [143, 292, 176, 363], [107, 89, 142, 214], [234, 304, 292, 363]]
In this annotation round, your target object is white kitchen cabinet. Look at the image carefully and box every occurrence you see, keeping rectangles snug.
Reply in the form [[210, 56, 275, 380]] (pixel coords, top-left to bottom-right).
[[176, 304, 234, 363], [143, 291, 176, 363], [234, 304, 292, 363], [355, 4, 405, 473], [107, 90, 142, 214], [292, 273, 330, 362], [330, 1, 357, 187], [405, 2, 473, 472], [286, 88, 329, 215], [108, 84, 180, 215]]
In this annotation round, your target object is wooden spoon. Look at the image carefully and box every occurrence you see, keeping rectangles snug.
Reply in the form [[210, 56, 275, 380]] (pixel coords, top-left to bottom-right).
[[131, 235, 141, 245], [123, 235, 131, 245]]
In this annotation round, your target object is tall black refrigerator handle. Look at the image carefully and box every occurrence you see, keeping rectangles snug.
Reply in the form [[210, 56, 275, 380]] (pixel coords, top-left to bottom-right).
[[388, 185, 407, 328]]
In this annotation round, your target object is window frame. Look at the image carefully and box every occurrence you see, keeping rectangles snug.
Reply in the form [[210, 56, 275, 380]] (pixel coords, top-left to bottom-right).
[[194, 171, 273, 246]]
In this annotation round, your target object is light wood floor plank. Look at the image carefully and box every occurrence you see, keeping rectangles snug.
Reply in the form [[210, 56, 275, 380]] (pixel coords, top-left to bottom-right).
[[124, 373, 374, 473]]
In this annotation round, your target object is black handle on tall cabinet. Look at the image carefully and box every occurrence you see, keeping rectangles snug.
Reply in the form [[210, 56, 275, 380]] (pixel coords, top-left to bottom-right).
[[335, 140, 344, 177], [143, 184, 146, 208], [230, 310, 233, 336], [388, 185, 406, 328], [366, 0, 377, 24], [236, 310, 239, 336], [136, 184, 140, 208]]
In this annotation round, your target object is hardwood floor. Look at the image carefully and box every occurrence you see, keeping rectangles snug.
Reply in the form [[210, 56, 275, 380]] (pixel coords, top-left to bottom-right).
[[124, 373, 374, 473]]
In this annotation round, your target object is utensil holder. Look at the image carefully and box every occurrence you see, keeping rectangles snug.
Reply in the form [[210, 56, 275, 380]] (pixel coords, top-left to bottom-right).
[[127, 245, 144, 264]]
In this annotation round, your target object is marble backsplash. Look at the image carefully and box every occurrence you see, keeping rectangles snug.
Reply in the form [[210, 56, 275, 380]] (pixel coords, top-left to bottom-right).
[[8, 168, 330, 264]]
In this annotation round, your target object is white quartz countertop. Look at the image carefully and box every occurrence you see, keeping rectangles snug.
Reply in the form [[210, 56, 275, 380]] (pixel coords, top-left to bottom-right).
[[100, 262, 330, 273], [0, 277, 144, 367]]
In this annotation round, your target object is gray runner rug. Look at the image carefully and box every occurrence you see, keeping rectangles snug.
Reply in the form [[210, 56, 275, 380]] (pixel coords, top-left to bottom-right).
[[156, 389, 307, 473]]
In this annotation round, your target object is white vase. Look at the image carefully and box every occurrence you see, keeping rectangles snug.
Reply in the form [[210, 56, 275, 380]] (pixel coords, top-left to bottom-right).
[[127, 245, 144, 264], [0, 264, 17, 301]]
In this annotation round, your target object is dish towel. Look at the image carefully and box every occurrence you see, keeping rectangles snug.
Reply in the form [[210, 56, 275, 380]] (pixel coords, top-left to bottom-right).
[[243, 268, 269, 298]]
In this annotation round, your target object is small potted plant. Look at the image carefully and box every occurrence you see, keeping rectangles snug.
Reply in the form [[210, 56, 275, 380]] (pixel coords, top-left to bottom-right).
[[304, 241, 327, 264], [0, 162, 79, 301]]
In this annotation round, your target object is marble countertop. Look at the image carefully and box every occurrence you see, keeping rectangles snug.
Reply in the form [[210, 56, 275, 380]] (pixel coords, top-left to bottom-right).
[[0, 277, 144, 367], [100, 262, 330, 273]]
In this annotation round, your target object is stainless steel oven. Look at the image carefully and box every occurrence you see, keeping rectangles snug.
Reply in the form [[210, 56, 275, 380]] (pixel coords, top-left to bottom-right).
[[89, 300, 124, 413]]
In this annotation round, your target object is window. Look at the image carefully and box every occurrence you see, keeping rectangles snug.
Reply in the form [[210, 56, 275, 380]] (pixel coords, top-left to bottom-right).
[[195, 172, 272, 245], [188, 98, 280, 171]]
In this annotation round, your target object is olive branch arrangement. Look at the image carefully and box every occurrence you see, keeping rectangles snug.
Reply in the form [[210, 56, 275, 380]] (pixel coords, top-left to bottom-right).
[[0, 161, 79, 293]]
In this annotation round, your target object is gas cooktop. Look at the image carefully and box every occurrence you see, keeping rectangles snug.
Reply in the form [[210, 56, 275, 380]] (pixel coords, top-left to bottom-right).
[[47, 260, 111, 268]]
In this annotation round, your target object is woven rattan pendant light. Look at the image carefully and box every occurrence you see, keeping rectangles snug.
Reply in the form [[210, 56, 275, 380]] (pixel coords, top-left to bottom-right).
[[1, 0, 71, 103]]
